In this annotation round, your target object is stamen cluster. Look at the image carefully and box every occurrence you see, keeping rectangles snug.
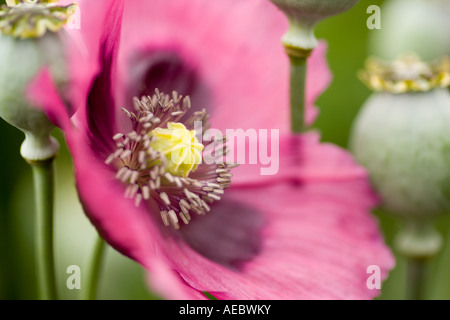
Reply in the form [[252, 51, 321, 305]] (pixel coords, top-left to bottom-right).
[[106, 90, 234, 229]]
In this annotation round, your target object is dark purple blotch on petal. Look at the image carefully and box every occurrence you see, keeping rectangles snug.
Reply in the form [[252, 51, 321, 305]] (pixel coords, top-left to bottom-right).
[[126, 48, 212, 116], [177, 199, 265, 270]]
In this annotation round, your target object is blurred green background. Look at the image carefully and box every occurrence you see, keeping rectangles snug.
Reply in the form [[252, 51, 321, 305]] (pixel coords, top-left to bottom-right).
[[1, 0, 449, 300]]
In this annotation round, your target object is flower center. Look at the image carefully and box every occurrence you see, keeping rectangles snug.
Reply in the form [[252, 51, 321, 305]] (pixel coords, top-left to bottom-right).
[[149, 122, 204, 178], [106, 89, 235, 230], [0, 0, 76, 39]]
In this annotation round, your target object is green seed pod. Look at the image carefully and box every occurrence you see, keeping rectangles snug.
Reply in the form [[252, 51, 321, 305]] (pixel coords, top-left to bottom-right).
[[350, 55, 450, 218], [269, 0, 359, 54], [0, 0, 76, 161], [370, 0, 450, 61], [270, 0, 360, 20], [0, 32, 69, 161]]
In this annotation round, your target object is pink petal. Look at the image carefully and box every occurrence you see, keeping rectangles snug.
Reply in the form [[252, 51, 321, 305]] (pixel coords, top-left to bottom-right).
[[230, 132, 372, 191], [75, 0, 124, 156], [144, 134, 393, 300], [149, 183, 393, 300], [61, 104, 394, 299], [27, 67, 160, 266], [63, 0, 123, 96], [118, 0, 331, 131], [26, 68, 72, 130], [146, 259, 208, 300], [68, 128, 159, 266]]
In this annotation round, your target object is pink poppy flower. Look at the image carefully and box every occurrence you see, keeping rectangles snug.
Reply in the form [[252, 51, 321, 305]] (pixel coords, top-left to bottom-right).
[[27, 0, 394, 299]]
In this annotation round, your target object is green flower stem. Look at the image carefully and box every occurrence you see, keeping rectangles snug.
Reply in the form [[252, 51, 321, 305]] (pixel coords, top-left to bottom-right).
[[81, 235, 106, 300], [406, 258, 428, 300], [277, 14, 316, 133], [395, 218, 442, 300], [288, 54, 308, 133], [30, 158, 57, 300]]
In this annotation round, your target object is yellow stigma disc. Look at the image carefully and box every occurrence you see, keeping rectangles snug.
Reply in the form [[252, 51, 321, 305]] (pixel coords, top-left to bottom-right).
[[150, 122, 204, 177]]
